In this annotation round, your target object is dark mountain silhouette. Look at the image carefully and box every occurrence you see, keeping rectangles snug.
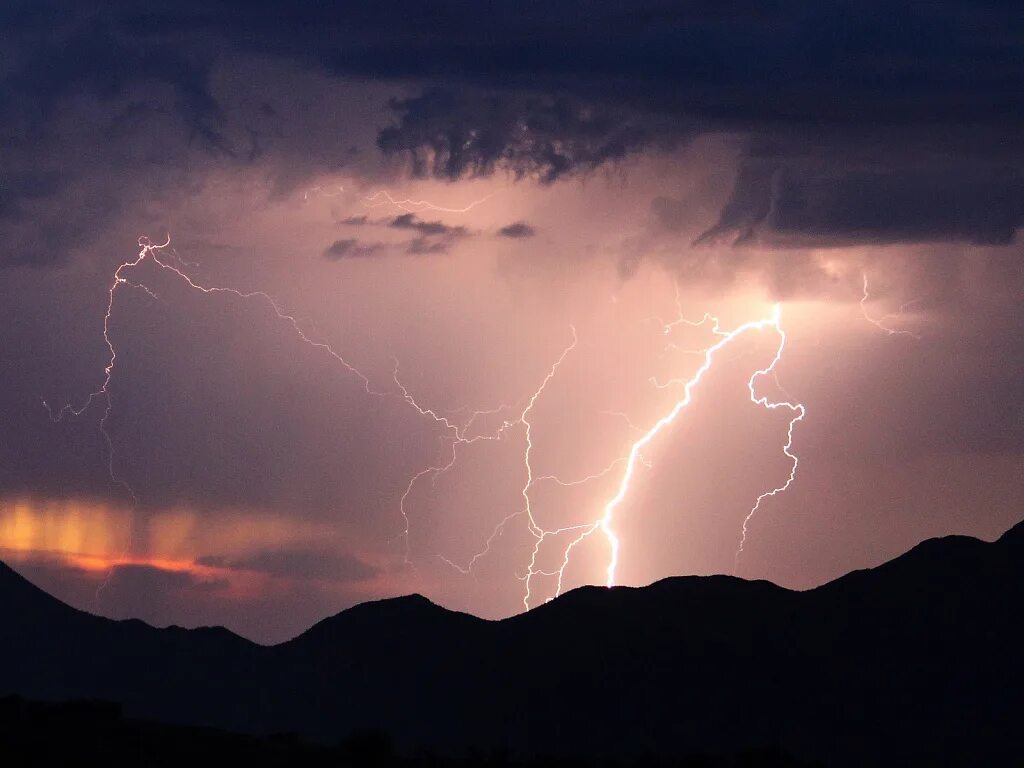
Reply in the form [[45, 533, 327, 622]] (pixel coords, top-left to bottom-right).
[[0, 695, 820, 768], [1, 520, 1021, 767]]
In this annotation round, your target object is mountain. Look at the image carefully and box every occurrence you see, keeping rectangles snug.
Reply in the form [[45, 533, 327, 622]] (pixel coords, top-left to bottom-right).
[[1, 520, 1021, 767]]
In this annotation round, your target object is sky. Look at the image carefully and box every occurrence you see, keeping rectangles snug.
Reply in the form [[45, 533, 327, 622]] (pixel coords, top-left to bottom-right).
[[1, 1, 1022, 643]]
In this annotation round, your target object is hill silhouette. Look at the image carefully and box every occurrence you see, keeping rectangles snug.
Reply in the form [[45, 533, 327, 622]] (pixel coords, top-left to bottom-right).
[[1, 520, 1021, 767], [0, 695, 820, 768]]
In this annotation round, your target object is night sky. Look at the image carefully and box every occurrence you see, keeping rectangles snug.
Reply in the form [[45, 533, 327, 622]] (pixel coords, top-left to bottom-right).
[[1, 1, 1022, 643]]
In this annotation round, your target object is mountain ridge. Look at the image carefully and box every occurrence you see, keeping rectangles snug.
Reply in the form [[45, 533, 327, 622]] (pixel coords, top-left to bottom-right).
[[3, 518, 1021, 640], [0, 519, 1021, 767]]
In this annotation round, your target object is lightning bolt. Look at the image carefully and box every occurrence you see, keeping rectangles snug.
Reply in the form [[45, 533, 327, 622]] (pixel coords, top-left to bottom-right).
[[397, 270, 810, 606], [362, 190, 494, 214], [860, 272, 922, 339], [392, 360, 521, 567], [49, 233, 812, 615], [44, 234, 384, 545], [303, 184, 345, 201], [734, 313, 806, 571], [43, 239, 158, 504], [416, 293, 807, 608], [571, 304, 804, 593], [42, 237, 172, 599], [394, 329, 579, 583]]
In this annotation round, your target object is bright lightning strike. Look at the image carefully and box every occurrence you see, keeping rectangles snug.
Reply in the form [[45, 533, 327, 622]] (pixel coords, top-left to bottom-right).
[[397, 282, 806, 606], [540, 304, 806, 597]]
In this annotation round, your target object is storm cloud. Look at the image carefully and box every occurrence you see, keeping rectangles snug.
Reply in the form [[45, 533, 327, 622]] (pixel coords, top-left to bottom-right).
[[388, 213, 467, 237], [497, 222, 537, 239], [324, 239, 386, 260], [378, 89, 658, 183], [696, 137, 1024, 248], [5, 0, 1022, 269]]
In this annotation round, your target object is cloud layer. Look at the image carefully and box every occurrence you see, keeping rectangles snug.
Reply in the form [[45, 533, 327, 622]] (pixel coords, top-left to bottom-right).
[[5, 1, 1023, 269]]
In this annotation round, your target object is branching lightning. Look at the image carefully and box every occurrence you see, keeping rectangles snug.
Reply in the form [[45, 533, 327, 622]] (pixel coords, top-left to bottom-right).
[[399, 288, 809, 607], [394, 328, 581, 585], [392, 360, 521, 567], [734, 313, 806, 570], [399, 225, 912, 602], [528, 303, 806, 599], [45, 235, 384, 507], [50, 233, 815, 615], [43, 239, 156, 505], [860, 272, 922, 339]]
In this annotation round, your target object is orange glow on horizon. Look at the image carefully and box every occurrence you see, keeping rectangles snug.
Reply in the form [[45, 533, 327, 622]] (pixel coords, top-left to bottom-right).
[[0, 497, 393, 597]]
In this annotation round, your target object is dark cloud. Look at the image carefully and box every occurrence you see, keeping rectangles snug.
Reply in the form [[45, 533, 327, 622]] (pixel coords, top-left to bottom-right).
[[324, 238, 385, 260], [388, 213, 466, 237], [2, 6, 223, 142], [0, 6, 382, 268], [385, 213, 470, 254], [329, 214, 473, 255], [85, 1, 1018, 127], [0, 5, 229, 267], [378, 89, 659, 183], [696, 140, 1024, 248], [497, 222, 536, 239], [406, 237, 452, 255], [3, 0, 1023, 264], [197, 548, 377, 583]]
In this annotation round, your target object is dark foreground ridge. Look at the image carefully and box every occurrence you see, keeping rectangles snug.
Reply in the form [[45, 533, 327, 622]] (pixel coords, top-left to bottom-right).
[[0, 695, 820, 768], [1, 520, 1021, 767]]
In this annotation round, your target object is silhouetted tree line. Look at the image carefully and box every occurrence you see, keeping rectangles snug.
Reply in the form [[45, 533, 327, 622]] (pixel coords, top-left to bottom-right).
[[0, 696, 822, 768]]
